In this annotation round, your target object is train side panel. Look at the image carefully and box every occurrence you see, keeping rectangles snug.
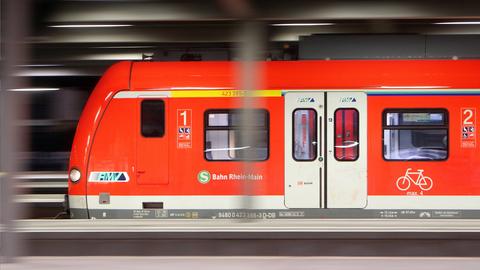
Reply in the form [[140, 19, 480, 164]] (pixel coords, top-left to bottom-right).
[[69, 60, 480, 218], [367, 94, 480, 209], [83, 94, 285, 212]]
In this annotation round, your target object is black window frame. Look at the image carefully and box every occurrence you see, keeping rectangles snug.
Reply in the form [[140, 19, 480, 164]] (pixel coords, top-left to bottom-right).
[[382, 108, 449, 162], [204, 109, 270, 162], [140, 99, 165, 138]]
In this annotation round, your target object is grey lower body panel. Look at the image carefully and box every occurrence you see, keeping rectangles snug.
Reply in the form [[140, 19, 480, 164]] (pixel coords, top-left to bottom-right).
[[79, 208, 480, 219], [70, 208, 89, 219]]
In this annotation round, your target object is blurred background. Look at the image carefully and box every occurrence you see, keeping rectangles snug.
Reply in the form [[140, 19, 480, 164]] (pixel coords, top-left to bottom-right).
[[11, 0, 480, 172], [4, 0, 480, 263], [12, 0, 480, 170], [4, 0, 480, 219]]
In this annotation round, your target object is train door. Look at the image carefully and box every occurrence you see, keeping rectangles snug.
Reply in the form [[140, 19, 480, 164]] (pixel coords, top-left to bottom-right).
[[284, 91, 367, 208], [285, 92, 325, 208], [326, 92, 367, 208], [136, 98, 169, 185]]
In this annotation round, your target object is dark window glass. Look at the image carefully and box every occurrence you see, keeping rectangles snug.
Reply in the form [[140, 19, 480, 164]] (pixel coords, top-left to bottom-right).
[[141, 100, 165, 137], [205, 109, 269, 161], [334, 109, 359, 161], [293, 109, 317, 161], [383, 109, 448, 161]]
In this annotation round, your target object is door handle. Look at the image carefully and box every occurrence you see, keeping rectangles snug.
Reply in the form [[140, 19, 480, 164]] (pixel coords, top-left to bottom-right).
[[318, 116, 322, 155], [137, 170, 146, 174]]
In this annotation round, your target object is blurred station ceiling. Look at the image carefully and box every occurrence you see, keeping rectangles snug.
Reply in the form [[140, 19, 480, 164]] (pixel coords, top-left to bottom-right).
[[15, 0, 480, 76], [14, 0, 480, 110]]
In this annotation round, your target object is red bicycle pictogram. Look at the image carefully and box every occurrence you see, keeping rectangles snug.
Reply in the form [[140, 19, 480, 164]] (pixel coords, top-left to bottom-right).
[[396, 168, 433, 191]]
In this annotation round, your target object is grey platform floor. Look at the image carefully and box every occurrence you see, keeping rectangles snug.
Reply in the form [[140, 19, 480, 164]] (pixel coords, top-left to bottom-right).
[[2, 257, 480, 270]]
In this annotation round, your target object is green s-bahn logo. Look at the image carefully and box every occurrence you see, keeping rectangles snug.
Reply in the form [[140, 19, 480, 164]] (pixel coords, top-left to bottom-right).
[[197, 170, 211, 184]]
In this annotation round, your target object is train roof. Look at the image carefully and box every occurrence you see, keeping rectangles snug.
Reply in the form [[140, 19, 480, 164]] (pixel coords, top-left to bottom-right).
[[103, 59, 480, 91]]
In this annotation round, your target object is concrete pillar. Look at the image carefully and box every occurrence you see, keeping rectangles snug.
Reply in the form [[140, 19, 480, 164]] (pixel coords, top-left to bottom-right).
[[236, 21, 267, 212]]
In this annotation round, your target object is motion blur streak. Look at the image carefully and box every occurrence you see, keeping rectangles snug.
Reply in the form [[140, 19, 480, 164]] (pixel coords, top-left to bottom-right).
[[1, 0, 31, 262]]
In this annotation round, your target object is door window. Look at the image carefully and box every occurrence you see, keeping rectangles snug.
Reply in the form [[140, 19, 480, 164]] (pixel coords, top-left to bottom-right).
[[334, 108, 359, 161], [293, 109, 318, 161], [141, 100, 165, 137]]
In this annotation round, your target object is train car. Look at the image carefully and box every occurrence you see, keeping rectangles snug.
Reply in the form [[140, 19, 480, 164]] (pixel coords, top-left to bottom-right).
[[68, 60, 480, 219]]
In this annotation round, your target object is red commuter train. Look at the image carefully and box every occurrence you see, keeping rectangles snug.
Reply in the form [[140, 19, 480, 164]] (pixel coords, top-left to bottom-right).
[[68, 60, 480, 219]]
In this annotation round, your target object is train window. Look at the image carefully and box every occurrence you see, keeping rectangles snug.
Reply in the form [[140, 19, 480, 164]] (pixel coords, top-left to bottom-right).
[[383, 109, 448, 161], [385, 112, 446, 126], [334, 108, 359, 161], [204, 109, 269, 161], [207, 111, 267, 127], [141, 100, 165, 137], [293, 109, 317, 161]]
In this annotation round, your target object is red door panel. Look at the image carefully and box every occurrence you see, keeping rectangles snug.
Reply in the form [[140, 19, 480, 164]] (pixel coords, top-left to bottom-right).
[[137, 98, 169, 185]]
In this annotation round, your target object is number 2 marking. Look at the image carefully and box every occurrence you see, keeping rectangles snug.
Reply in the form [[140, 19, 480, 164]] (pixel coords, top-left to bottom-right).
[[464, 109, 474, 125]]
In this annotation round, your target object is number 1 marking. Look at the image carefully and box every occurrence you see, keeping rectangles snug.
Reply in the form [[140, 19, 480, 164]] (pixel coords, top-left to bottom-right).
[[180, 110, 187, 126]]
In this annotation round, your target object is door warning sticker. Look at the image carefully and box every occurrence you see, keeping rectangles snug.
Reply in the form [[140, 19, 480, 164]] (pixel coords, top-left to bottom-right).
[[461, 108, 476, 148], [177, 109, 192, 148]]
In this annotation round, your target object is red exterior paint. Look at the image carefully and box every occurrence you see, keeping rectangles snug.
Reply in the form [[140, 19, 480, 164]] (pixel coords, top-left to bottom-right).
[[69, 61, 131, 195], [69, 60, 480, 201], [368, 95, 480, 196], [137, 99, 169, 185], [83, 96, 283, 196], [130, 60, 480, 90]]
